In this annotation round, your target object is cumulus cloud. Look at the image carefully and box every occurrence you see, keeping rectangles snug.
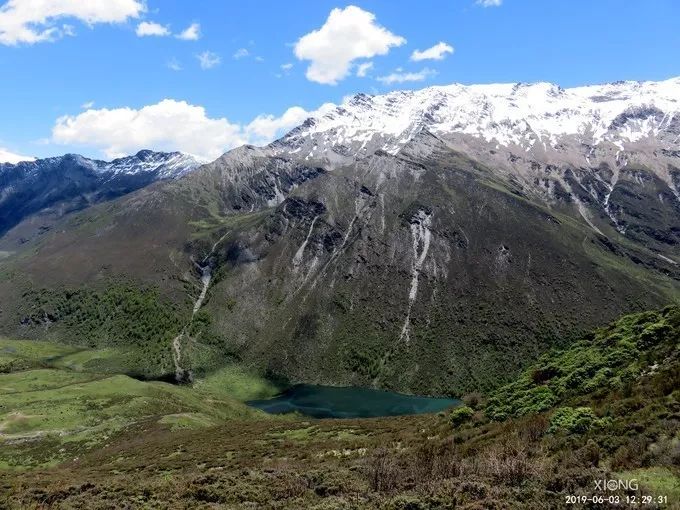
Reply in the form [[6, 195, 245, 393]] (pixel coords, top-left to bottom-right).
[[52, 99, 244, 160], [477, 0, 502, 6], [136, 21, 170, 37], [356, 61, 373, 77], [176, 22, 200, 40], [294, 5, 405, 85], [0, 0, 145, 45], [0, 147, 35, 163], [410, 42, 454, 61], [244, 103, 335, 145], [377, 67, 437, 85], [50, 100, 337, 160], [197, 50, 220, 69]]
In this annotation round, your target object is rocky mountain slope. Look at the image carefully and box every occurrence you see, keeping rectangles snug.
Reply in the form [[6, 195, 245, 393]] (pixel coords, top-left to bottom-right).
[[0, 150, 203, 238], [276, 77, 680, 256], [0, 78, 678, 395]]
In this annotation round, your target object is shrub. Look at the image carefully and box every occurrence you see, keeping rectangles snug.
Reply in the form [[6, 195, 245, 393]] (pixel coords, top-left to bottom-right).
[[531, 364, 560, 384], [521, 414, 550, 442], [519, 386, 559, 414], [576, 439, 601, 466], [386, 495, 428, 510], [462, 391, 483, 410], [366, 448, 399, 492], [449, 406, 474, 427], [548, 407, 599, 434], [485, 306, 680, 422], [477, 441, 543, 487], [637, 323, 672, 349]]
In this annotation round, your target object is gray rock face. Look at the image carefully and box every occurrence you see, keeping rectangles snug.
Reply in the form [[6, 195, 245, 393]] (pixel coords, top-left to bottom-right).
[[0, 150, 203, 236], [269, 77, 680, 262], [197, 133, 679, 394]]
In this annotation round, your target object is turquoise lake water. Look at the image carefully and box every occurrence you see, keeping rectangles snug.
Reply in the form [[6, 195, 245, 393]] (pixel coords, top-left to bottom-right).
[[247, 384, 460, 419]]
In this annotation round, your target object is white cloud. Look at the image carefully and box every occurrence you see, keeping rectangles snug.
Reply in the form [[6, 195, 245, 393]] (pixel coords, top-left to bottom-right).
[[197, 50, 220, 69], [244, 103, 335, 144], [166, 58, 182, 71], [294, 5, 405, 85], [255, 56, 264, 62], [176, 22, 200, 40], [410, 42, 454, 61], [51, 99, 244, 160], [0, 0, 144, 45], [356, 61, 373, 77], [377, 67, 437, 85], [244, 107, 310, 144], [81, 101, 95, 109], [136, 21, 170, 37], [233, 47, 249, 59], [0, 147, 35, 163], [49, 100, 338, 160], [477, 0, 502, 6]]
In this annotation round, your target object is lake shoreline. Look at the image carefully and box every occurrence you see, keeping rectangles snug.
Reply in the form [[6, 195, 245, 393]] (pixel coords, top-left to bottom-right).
[[247, 383, 461, 419]]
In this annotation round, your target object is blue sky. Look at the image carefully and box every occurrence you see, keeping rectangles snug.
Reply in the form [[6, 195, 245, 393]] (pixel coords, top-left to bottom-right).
[[0, 0, 679, 162]]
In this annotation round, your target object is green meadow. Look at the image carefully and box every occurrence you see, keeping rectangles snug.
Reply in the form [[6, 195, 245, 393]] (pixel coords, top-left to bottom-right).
[[0, 337, 269, 469]]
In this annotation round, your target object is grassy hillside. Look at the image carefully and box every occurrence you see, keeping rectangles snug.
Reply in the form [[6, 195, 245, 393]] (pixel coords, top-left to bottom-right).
[[1, 307, 678, 508], [486, 305, 680, 420], [0, 338, 270, 470]]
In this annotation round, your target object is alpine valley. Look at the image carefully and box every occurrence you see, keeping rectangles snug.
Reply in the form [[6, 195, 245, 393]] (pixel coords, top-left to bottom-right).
[[1, 77, 679, 394], [1, 77, 680, 509]]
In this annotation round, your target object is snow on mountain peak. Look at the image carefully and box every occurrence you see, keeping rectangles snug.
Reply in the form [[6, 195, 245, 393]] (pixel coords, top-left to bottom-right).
[[276, 77, 680, 160], [0, 150, 205, 181], [103, 150, 206, 178]]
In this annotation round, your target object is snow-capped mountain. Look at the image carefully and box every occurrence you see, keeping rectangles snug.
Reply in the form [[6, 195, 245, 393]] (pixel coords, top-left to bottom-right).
[[0, 150, 204, 236], [270, 77, 680, 242], [276, 77, 680, 160], [101, 150, 206, 179], [4, 150, 204, 180]]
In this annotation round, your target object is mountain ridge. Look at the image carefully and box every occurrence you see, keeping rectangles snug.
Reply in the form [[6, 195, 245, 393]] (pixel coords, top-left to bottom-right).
[[266, 76, 680, 261], [0, 149, 204, 238], [274, 76, 680, 159]]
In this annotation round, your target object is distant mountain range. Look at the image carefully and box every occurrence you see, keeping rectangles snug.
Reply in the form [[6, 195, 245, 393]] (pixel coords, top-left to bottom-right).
[[0, 150, 203, 237], [1, 77, 678, 394]]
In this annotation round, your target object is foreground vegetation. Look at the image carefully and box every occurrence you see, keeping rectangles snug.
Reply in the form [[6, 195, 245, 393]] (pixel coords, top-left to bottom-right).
[[0, 306, 678, 508]]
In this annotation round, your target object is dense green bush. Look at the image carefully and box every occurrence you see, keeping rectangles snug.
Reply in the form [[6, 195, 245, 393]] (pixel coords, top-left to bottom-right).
[[548, 406, 601, 434], [486, 306, 679, 421], [486, 382, 558, 421], [449, 405, 474, 427]]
